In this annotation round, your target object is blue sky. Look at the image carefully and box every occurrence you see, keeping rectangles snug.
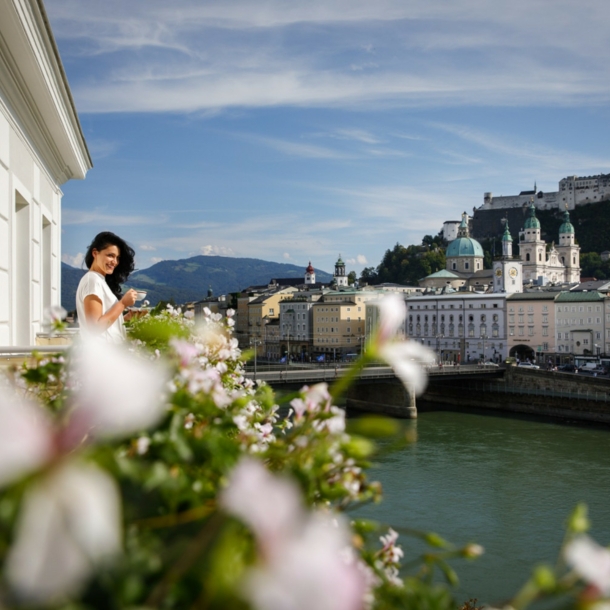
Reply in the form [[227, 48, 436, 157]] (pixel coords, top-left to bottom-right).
[[47, 0, 610, 276]]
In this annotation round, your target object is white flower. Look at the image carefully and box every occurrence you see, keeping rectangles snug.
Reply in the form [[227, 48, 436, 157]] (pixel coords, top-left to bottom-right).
[[365, 295, 435, 393], [6, 461, 121, 603], [70, 339, 169, 439], [378, 341, 434, 394], [0, 393, 54, 487], [0, 337, 169, 601], [222, 459, 366, 610], [565, 535, 610, 595], [136, 436, 151, 455], [374, 294, 406, 345], [221, 458, 303, 555]]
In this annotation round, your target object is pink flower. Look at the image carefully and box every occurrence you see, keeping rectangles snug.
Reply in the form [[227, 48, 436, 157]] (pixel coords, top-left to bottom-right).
[[221, 458, 366, 610], [0, 338, 169, 601], [6, 462, 121, 603], [565, 535, 610, 595]]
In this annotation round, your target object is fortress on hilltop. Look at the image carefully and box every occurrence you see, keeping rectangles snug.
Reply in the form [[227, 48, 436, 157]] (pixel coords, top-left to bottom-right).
[[478, 173, 610, 212]]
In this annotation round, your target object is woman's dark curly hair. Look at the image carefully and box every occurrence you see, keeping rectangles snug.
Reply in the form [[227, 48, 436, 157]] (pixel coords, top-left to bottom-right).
[[84, 232, 135, 298]]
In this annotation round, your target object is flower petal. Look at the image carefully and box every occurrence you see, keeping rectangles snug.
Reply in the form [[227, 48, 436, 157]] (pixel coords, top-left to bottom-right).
[[70, 339, 169, 439], [375, 294, 406, 345], [565, 535, 610, 595], [246, 513, 366, 610], [0, 388, 53, 487], [221, 458, 303, 555], [379, 341, 435, 394], [6, 461, 121, 602]]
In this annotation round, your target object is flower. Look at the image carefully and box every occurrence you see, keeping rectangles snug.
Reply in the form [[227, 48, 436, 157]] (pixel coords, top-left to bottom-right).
[[221, 458, 366, 610], [0, 338, 169, 601], [369, 295, 435, 394], [565, 535, 610, 595], [6, 462, 121, 603]]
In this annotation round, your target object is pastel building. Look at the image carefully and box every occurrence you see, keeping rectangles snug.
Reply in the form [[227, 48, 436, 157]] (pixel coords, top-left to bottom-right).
[[0, 0, 91, 345]]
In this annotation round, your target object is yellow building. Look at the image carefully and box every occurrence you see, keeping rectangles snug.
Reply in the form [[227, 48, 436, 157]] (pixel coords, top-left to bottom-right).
[[312, 290, 378, 360], [246, 288, 297, 354]]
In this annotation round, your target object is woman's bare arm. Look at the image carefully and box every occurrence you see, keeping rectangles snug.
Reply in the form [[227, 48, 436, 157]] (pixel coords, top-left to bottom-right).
[[83, 290, 137, 332]]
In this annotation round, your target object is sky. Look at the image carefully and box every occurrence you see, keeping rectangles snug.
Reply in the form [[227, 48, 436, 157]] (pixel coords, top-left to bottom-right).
[[46, 0, 610, 277]]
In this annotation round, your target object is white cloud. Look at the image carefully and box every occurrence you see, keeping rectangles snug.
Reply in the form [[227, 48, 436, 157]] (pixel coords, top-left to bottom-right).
[[62, 252, 84, 268], [357, 254, 367, 264], [62, 209, 166, 226], [199, 245, 235, 256], [139, 244, 156, 251], [283, 252, 291, 259], [45, 0, 610, 114]]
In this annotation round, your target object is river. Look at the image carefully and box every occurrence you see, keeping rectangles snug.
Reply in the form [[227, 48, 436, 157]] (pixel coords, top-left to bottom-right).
[[354, 406, 610, 606]]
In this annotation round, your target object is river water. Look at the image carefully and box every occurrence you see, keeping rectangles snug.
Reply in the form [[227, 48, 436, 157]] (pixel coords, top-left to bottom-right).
[[354, 406, 610, 606]]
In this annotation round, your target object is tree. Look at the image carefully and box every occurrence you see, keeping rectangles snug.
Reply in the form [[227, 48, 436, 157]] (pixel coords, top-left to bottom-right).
[[347, 271, 357, 285]]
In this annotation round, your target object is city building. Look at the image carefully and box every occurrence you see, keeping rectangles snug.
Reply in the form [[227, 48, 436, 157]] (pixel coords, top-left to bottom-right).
[[555, 291, 605, 359], [333, 255, 348, 287], [518, 205, 580, 285], [506, 292, 557, 363], [420, 212, 492, 292], [312, 289, 376, 359], [1, 0, 92, 345], [406, 293, 507, 363], [492, 220, 523, 293], [478, 173, 610, 212], [279, 291, 324, 361]]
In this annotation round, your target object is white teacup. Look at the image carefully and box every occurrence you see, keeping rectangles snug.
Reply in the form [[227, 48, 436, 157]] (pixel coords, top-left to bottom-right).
[[134, 290, 147, 302]]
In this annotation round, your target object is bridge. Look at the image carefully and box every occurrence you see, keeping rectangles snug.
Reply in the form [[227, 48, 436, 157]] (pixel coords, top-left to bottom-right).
[[246, 363, 503, 419], [247, 363, 502, 385]]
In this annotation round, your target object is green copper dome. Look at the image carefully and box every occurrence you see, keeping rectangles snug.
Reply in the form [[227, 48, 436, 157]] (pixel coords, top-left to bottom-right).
[[524, 204, 541, 230], [446, 236, 484, 258], [502, 221, 513, 242], [559, 209, 575, 235]]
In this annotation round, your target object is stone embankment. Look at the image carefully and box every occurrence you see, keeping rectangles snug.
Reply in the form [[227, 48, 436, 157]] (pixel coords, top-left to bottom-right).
[[420, 367, 610, 425]]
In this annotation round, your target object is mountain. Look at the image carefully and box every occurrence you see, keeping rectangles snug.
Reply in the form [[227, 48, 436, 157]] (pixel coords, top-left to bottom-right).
[[62, 256, 333, 311]]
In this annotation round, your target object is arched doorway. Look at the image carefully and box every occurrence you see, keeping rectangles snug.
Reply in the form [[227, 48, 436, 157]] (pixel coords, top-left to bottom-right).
[[509, 344, 535, 362]]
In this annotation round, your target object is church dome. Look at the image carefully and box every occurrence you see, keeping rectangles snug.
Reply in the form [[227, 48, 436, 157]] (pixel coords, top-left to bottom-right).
[[306, 261, 315, 273], [524, 204, 541, 230], [446, 236, 484, 258], [559, 210, 575, 235]]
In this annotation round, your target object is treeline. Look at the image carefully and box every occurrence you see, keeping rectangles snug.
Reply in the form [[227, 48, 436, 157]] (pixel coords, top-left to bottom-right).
[[360, 234, 446, 286]]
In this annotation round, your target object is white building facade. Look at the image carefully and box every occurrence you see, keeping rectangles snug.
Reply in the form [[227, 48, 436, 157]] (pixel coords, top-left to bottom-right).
[[406, 293, 507, 364], [0, 0, 91, 345]]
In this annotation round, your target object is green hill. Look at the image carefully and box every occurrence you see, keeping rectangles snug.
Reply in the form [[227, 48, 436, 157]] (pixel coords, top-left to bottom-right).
[[62, 256, 333, 311]]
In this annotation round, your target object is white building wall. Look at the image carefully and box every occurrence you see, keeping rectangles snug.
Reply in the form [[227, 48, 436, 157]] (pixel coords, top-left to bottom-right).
[[406, 293, 507, 363], [2, 109, 63, 345]]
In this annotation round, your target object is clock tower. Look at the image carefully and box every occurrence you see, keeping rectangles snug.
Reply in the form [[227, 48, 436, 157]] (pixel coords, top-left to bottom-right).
[[493, 221, 523, 293]]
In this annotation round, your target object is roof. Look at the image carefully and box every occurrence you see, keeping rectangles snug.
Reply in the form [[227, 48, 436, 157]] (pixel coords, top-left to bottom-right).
[[446, 237, 484, 258], [555, 291, 604, 302], [572, 281, 610, 292], [425, 269, 461, 279], [559, 210, 575, 235], [507, 292, 558, 301], [524, 204, 541, 230]]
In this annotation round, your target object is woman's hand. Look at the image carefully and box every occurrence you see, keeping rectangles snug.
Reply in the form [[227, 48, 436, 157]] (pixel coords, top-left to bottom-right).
[[121, 289, 138, 307]]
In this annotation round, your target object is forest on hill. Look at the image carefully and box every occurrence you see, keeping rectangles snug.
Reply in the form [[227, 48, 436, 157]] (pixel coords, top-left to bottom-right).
[[362, 199, 610, 286]]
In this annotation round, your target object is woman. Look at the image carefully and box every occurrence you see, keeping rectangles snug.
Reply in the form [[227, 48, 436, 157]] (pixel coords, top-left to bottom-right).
[[76, 232, 138, 343]]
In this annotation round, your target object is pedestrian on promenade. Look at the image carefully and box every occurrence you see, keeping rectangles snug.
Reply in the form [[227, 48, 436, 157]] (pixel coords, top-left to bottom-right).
[[76, 232, 138, 343]]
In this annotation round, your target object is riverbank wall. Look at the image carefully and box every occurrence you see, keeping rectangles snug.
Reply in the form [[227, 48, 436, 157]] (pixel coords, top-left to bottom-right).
[[420, 367, 610, 424]]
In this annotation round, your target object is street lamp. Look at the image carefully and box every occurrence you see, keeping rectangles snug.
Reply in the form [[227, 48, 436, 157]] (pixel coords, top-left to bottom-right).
[[481, 333, 488, 363], [436, 333, 444, 366], [263, 318, 269, 362], [250, 337, 261, 380]]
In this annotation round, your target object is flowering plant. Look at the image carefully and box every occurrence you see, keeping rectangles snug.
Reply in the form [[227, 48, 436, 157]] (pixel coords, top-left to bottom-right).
[[0, 298, 606, 609]]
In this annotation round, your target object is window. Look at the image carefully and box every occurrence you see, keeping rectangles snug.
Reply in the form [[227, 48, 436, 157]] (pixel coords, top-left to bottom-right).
[[528, 327, 534, 336], [542, 327, 548, 336]]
